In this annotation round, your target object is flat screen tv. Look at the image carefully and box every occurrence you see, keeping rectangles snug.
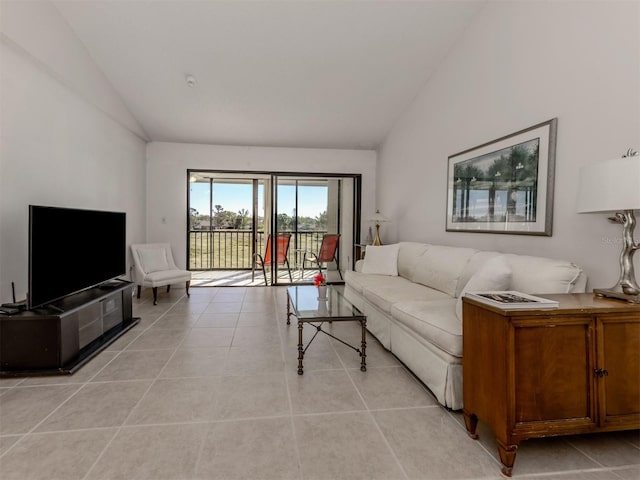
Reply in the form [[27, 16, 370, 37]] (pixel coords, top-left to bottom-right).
[[29, 205, 126, 309]]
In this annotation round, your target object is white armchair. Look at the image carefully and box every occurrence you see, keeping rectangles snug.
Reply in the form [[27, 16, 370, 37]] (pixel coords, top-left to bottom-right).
[[130, 243, 191, 305]]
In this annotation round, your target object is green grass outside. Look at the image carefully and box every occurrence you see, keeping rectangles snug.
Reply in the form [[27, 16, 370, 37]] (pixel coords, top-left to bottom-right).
[[189, 231, 323, 270]]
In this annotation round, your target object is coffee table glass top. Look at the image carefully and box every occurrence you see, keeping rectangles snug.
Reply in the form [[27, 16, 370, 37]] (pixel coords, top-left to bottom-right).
[[286, 285, 364, 321]]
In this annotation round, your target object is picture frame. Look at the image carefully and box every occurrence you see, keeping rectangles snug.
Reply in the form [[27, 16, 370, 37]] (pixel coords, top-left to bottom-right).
[[446, 118, 557, 236]]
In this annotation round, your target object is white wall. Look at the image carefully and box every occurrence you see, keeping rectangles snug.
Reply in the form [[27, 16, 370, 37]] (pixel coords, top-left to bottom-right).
[[377, 0, 639, 289], [146, 142, 376, 269], [0, 1, 147, 303]]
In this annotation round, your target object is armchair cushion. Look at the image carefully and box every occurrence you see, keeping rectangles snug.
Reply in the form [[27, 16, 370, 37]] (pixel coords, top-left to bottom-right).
[[139, 247, 170, 273], [144, 269, 192, 286]]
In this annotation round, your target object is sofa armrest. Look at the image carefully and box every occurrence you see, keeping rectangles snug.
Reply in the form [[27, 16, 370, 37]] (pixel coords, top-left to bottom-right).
[[355, 259, 365, 272]]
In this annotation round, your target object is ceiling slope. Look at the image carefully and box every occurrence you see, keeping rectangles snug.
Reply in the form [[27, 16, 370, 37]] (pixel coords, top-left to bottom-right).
[[53, 0, 484, 149]]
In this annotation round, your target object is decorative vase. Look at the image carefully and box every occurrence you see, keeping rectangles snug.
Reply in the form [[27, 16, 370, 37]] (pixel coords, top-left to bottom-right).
[[317, 299, 328, 315], [317, 285, 327, 300]]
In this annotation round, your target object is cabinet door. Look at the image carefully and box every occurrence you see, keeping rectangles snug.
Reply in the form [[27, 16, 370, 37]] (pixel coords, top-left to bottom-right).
[[513, 317, 597, 431], [597, 315, 640, 428]]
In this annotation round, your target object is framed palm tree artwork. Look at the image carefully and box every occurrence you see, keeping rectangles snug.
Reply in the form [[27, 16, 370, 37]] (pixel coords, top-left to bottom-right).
[[446, 118, 557, 235]]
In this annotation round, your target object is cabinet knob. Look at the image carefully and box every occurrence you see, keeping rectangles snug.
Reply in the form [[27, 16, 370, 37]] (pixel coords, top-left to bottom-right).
[[594, 368, 609, 377]]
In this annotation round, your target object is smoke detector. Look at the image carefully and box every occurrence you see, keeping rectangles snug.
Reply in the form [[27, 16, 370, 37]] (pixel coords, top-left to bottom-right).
[[185, 74, 196, 88]]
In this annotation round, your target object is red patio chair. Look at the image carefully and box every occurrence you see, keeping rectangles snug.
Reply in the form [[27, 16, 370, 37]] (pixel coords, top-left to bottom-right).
[[252, 233, 293, 285], [303, 233, 342, 280]]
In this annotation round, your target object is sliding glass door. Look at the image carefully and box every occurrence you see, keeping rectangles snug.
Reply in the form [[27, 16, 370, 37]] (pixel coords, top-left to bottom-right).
[[273, 175, 355, 284], [188, 170, 359, 285], [188, 173, 267, 271]]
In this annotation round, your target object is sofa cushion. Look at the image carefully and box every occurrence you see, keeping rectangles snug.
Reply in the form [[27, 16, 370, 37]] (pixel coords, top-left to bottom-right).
[[362, 244, 399, 276], [391, 299, 462, 357], [344, 270, 408, 295], [505, 254, 583, 294], [413, 246, 478, 296], [455, 251, 502, 298], [456, 255, 512, 320], [397, 242, 431, 281], [363, 282, 449, 314]]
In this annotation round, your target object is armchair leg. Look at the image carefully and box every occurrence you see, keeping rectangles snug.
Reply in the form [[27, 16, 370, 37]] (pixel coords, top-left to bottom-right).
[[152, 287, 158, 305], [185, 281, 191, 297], [136, 285, 141, 299], [286, 258, 293, 282], [334, 253, 343, 280], [252, 254, 256, 282]]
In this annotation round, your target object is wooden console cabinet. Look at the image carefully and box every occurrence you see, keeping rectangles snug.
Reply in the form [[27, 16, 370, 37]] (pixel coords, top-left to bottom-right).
[[462, 293, 640, 477], [0, 282, 138, 376]]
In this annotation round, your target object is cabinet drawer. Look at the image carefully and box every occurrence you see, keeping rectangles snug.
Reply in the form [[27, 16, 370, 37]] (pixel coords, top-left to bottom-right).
[[77, 303, 102, 349], [102, 295, 123, 331]]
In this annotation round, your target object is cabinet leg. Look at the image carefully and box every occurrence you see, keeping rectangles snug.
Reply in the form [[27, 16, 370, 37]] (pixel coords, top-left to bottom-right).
[[463, 411, 479, 440], [496, 439, 518, 477]]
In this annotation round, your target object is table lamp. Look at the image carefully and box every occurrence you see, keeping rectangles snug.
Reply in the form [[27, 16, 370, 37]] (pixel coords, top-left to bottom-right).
[[370, 210, 389, 246], [576, 148, 640, 303]]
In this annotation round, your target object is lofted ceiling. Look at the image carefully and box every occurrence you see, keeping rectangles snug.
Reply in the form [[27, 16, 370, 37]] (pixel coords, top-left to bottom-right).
[[53, 0, 485, 150]]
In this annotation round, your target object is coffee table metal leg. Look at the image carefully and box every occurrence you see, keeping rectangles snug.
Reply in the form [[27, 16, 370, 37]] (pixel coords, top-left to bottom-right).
[[360, 318, 367, 372], [297, 320, 304, 374]]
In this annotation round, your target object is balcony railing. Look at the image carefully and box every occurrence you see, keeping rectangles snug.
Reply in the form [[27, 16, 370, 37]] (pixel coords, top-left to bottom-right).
[[189, 230, 326, 270]]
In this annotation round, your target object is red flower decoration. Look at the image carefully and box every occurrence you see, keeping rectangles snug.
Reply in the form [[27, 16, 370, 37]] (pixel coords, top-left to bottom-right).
[[313, 273, 326, 287]]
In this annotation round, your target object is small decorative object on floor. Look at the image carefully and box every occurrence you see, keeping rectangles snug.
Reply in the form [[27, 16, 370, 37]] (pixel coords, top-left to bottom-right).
[[314, 272, 327, 299]]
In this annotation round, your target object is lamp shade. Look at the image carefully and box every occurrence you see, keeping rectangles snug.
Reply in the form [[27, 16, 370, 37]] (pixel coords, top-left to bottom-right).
[[370, 209, 389, 223], [577, 156, 640, 213]]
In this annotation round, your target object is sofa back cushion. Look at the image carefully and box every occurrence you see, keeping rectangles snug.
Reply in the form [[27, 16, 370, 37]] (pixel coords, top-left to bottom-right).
[[505, 254, 583, 294], [455, 251, 502, 297], [397, 242, 431, 281], [413, 246, 478, 296], [361, 244, 399, 276], [456, 255, 512, 320]]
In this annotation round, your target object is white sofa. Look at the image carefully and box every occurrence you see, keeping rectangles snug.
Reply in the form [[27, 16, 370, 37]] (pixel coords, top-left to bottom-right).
[[344, 242, 586, 410]]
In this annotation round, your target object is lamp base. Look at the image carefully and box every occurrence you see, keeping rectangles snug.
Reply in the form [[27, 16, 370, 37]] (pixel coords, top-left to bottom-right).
[[592, 209, 639, 304], [372, 223, 383, 246], [593, 287, 640, 304]]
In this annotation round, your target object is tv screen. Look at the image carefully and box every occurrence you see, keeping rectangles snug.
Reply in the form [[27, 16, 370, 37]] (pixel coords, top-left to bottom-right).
[[29, 205, 126, 309]]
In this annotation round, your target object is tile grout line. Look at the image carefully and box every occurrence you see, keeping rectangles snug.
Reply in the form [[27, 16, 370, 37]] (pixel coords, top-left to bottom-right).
[[442, 408, 504, 470], [336, 332, 411, 480], [0, 295, 177, 461], [81, 294, 188, 480], [192, 286, 255, 478], [276, 286, 305, 480], [564, 436, 611, 470]]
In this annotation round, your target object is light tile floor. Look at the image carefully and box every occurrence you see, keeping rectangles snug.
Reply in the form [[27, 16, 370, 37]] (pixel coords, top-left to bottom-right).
[[0, 286, 638, 480]]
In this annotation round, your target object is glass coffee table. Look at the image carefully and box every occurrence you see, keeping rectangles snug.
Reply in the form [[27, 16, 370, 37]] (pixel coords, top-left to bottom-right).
[[286, 285, 367, 374]]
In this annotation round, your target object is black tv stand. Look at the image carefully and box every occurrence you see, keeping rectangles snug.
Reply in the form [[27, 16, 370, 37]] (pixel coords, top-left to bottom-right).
[[0, 282, 137, 376], [100, 277, 129, 287], [45, 303, 65, 314]]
